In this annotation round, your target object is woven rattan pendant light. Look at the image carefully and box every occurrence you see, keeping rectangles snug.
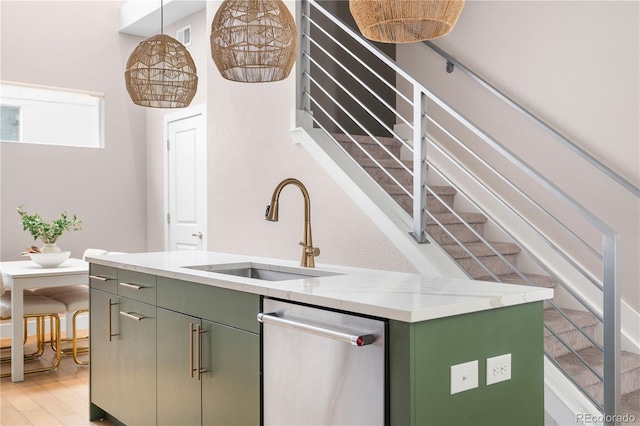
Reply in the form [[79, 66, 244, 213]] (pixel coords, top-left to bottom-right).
[[125, 1, 198, 108], [210, 0, 297, 83], [349, 0, 465, 43]]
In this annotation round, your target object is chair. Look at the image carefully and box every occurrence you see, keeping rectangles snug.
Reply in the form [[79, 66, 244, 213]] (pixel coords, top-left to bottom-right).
[[33, 248, 107, 365], [0, 286, 67, 378]]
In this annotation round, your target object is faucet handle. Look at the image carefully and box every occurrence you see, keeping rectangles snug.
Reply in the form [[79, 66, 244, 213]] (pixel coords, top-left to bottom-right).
[[298, 242, 320, 257]]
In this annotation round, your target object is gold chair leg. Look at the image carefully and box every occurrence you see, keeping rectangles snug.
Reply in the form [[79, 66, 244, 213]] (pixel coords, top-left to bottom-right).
[[0, 313, 63, 379], [72, 309, 89, 365], [0, 316, 46, 362]]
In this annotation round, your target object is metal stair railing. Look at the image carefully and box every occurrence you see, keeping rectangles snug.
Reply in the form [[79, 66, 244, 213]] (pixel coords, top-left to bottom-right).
[[296, 1, 638, 421]]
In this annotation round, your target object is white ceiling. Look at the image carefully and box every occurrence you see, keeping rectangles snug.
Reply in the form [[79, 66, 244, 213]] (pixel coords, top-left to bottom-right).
[[118, 0, 205, 37]]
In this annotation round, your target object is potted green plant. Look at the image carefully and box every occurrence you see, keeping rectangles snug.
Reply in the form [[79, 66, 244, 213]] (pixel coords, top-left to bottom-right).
[[17, 206, 82, 253]]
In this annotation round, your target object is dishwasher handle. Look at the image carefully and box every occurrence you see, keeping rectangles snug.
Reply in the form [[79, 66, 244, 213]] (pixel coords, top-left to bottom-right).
[[257, 312, 375, 347]]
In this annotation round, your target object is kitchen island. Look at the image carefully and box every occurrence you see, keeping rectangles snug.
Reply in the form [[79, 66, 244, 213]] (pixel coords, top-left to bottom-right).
[[87, 251, 553, 425]]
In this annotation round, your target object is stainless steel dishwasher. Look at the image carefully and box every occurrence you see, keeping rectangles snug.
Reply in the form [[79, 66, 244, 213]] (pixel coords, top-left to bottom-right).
[[258, 298, 386, 426]]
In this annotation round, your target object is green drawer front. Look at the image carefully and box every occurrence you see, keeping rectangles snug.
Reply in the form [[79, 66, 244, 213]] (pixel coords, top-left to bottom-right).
[[89, 264, 118, 294], [118, 270, 157, 304], [157, 277, 260, 333]]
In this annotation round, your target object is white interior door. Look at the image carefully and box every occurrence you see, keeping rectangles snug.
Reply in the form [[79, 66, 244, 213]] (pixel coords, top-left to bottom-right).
[[166, 106, 207, 251]]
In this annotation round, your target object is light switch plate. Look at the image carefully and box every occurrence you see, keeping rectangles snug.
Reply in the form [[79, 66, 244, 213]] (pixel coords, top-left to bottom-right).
[[486, 353, 511, 385], [450, 360, 478, 394]]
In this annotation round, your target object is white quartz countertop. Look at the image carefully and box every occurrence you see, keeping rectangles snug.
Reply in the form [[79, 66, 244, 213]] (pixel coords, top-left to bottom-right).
[[86, 251, 553, 323]]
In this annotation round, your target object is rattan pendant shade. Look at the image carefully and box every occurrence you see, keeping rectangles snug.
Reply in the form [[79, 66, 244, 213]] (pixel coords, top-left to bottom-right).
[[210, 0, 297, 83], [349, 0, 465, 43], [125, 34, 198, 108]]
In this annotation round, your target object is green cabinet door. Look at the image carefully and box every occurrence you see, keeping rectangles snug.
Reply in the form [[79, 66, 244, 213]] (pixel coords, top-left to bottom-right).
[[201, 321, 260, 426], [117, 297, 157, 426], [157, 308, 202, 425], [89, 289, 119, 419]]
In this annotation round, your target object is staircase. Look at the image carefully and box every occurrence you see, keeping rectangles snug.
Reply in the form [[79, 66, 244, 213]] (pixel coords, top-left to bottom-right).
[[297, 0, 639, 421], [334, 132, 640, 420]]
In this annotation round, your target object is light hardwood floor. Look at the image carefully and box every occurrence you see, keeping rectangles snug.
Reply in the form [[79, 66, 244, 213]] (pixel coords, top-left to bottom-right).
[[0, 334, 110, 426]]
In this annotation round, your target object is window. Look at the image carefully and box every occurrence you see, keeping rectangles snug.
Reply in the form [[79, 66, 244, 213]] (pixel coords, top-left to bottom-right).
[[0, 105, 21, 141], [0, 81, 104, 148]]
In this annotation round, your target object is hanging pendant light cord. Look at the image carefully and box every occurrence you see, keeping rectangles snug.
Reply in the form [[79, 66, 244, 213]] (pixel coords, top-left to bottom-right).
[[161, 0, 164, 34]]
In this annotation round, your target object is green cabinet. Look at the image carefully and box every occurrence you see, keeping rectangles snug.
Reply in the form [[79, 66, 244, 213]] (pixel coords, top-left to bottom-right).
[[156, 277, 260, 426], [389, 302, 545, 426], [90, 267, 261, 426], [157, 308, 260, 426], [89, 266, 157, 425]]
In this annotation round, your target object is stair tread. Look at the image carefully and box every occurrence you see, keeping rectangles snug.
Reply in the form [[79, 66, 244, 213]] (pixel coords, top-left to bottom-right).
[[441, 241, 521, 259], [554, 347, 640, 389], [543, 308, 600, 336], [427, 212, 487, 225]]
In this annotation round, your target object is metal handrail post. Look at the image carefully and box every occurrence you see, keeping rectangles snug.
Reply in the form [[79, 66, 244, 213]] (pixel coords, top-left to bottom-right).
[[296, 0, 310, 118], [603, 232, 620, 424], [411, 87, 428, 243]]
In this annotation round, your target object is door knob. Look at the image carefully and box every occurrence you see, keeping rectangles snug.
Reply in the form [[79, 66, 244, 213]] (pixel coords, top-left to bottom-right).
[[192, 232, 203, 239]]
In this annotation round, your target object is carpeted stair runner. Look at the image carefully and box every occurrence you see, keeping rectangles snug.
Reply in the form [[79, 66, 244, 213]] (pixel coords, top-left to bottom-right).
[[337, 133, 640, 417]]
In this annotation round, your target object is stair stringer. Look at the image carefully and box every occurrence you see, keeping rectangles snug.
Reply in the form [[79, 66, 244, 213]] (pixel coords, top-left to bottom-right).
[[544, 357, 604, 426], [291, 112, 467, 279]]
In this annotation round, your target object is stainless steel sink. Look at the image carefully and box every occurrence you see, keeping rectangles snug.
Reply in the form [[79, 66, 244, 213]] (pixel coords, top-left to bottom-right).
[[183, 262, 340, 282]]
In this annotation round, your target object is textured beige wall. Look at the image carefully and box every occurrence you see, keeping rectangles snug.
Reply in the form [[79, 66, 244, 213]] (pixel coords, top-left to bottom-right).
[[397, 1, 639, 310], [201, 1, 416, 273], [0, 1, 148, 260]]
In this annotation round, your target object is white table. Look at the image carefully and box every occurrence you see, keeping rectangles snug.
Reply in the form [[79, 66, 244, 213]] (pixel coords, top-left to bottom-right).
[[1, 258, 88, 382]]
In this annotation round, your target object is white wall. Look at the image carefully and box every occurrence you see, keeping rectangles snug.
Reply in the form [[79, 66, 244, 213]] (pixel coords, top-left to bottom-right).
[[397, 1, 639, 310], [145, 8, 209, 251], [0, 1, 148, 259], [199, 1, 416, 272]]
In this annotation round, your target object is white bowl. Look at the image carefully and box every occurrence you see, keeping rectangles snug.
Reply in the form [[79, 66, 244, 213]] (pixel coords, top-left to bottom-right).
[[29, 251, 71, 268]]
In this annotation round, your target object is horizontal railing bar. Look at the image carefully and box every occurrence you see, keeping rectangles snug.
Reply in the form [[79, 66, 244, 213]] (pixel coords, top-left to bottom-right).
[[427, 115, 602, 261], [424, 94, 614, 235], [545, 299, 605, 352], [422, 207, 499, 281], [427, 157, 606, 321], [305, 74, 414, 179], [423, 41, 640, 199], [424, 185, 525, 279], [304, 33, 413, 131], [544, 326, 604, 379], [304, 12, 413, 107], [426, 170, 607, 331], [306, 0, 424, 91], [545, 326, 605, 383], [545, 354, 604, 410], [305, 53, 413, 157], [428, 139, 605, 293], [304, 93, 413, 199]]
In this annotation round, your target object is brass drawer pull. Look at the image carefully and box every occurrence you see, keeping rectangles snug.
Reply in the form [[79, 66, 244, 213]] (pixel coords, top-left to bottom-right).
[[90, 275, 112, 281], [108, 298, 119, 342], [119, 311, 146, 321], [119, 282, 145, 290]]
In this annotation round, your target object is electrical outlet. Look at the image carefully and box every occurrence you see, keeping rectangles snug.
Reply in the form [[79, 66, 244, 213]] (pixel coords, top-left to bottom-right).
[[486, 353, 511, 385], [450, 360, 478, 394]]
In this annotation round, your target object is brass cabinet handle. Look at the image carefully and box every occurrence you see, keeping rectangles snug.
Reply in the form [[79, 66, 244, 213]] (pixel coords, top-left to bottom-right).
[[90, 275, 113, 281], [119, 282, 145, 290], [189, 323, 207, 380], [119, 311, 146, 321], [108, 298, 119, 342], [189, 323, 195, 378], [196, 324, 202, 381]]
